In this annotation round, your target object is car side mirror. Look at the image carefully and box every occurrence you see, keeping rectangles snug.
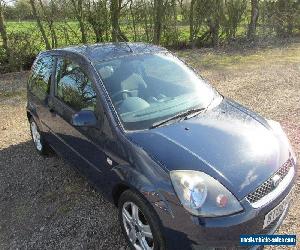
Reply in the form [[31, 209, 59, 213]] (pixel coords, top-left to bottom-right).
[[71, 110, 97, 127]]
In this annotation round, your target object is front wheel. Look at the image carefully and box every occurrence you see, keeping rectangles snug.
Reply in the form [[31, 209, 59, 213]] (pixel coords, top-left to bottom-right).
[[118, 190, 166, 250], [29, 118, 49, 155]]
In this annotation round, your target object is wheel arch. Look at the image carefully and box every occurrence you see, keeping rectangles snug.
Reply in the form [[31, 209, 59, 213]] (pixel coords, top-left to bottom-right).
[[112, 183, 130, 206], [110, 164, 170, 212]]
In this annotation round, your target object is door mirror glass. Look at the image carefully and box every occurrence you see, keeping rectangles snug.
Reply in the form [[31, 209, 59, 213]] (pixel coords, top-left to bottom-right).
[[71, 110, 97, 127]]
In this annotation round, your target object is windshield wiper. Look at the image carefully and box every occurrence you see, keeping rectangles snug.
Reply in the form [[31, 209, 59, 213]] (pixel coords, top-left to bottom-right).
[[150, 107, 205, 129]]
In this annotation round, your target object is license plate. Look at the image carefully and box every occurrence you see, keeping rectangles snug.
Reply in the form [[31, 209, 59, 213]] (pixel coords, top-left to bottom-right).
[[263, 189, 293, 229]]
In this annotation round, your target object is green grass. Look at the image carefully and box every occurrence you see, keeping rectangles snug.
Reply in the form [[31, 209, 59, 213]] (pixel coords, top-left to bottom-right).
[[4, 20, 191, 49], [5, 21, 85, 50], [6, 20, 38, 32]]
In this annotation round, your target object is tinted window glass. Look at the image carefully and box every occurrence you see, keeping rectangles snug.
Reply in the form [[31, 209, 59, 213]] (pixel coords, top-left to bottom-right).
[[29, 55, 53, 100], [55, 59, 97, 111], [95, 52, 221, 130], [143, 56, 189, 83]]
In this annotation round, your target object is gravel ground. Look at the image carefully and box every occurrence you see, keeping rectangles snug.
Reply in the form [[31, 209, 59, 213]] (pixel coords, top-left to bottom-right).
[[0, 42, 299, 249]]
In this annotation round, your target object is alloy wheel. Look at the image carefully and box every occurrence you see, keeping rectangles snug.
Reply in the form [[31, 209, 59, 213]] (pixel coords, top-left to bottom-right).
[[30, 121, 42, 151], [122, 201, 154, 250]]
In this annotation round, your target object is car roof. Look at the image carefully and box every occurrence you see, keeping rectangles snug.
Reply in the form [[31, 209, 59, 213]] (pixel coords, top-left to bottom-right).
[[44, 42, 167, 63]]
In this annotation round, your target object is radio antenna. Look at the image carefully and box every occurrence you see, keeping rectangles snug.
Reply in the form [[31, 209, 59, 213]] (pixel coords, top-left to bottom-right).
[[113, 29, 133, 53]]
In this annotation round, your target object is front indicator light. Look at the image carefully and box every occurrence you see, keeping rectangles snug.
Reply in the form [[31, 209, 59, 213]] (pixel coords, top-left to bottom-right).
[[216, 194, 228, 208]]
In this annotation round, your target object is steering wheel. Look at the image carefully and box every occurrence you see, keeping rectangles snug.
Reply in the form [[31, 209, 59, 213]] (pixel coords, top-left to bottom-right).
[[111, 90, 136, 106]]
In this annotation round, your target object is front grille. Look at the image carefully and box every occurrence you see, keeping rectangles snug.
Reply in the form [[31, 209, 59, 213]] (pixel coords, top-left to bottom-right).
[[246, 160, 293, 204]]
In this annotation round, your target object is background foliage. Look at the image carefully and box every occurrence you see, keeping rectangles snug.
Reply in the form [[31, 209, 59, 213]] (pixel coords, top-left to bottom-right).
[[0, 0, 299, 73]]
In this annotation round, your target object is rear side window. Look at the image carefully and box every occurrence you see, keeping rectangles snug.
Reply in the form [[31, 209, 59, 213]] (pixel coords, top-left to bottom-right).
[[55, 58, 97, 111], [29, 55, 54, 100]]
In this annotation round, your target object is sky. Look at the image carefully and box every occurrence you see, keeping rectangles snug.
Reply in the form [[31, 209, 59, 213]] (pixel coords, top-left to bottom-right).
[[2, 0, 16, 6]]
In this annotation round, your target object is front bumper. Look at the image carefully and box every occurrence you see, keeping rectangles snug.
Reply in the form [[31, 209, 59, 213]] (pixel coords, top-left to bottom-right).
[[152, 168, 296, 250]]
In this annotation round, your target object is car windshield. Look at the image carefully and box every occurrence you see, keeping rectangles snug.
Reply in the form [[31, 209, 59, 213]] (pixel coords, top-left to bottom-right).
[[95, 52, 220, 130]]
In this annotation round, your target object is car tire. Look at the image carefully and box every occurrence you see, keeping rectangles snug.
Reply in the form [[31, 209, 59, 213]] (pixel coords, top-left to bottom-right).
[[118, 189, 166, 250], [29, 117, 50, 156]]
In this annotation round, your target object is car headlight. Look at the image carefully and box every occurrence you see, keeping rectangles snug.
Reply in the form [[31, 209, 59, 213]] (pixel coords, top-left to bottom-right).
[[268, 119, 297, 164], [170, 170, 243, 217]]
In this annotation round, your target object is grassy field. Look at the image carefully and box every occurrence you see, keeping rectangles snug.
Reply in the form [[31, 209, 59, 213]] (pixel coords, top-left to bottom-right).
[[0, 41, 299, 249], [3, 20, 249, 47], [6, 21, 38, 32], [5, 21, 86, 47], [2, 19, 298, 74], [3, 20, 190, 47], [2, 19, 251, 50]]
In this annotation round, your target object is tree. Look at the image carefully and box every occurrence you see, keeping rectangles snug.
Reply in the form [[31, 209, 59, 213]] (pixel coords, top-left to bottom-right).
[[153, 0, 164, 44], [248, 0, 259, 40], [275, 0, 299, 37], [163, 0, 179, 46], [189, 0, 197, 43], [70, 0, 87, 43], [5, 0, 33, 21], [38, 0, 58, 48], [225, 0, 247, 40], [189, 0, 225, 47], [110, 0, 127, 42], [1, 0, 300, 74], [129, 0, 137, 41], [206, 0, 224, 47], [261, 0, 299, 38], [177, 0, 189, 23], [0, 0, 9, 59], [127, 0, 153, 42], [86, 0, 110, 43], [29, 0, 51, 50]]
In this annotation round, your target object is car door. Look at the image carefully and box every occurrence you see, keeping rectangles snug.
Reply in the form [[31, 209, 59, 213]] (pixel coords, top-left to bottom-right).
[[27, 54, 55, 134], [46, 55, 115, 185]]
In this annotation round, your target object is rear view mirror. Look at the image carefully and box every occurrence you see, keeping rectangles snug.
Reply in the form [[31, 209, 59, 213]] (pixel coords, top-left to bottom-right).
[[71, 110, 97, 127]]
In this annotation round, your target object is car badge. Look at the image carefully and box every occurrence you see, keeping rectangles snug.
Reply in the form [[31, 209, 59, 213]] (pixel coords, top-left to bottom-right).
[[271, 174, 281, 188]]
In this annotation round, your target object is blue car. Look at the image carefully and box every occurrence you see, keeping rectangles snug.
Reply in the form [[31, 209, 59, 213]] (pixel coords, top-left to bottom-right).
[[27, 43, 297, 250]]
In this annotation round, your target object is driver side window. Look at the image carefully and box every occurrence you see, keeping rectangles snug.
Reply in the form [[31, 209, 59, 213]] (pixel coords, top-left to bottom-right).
[[55, 58, 97, 111]]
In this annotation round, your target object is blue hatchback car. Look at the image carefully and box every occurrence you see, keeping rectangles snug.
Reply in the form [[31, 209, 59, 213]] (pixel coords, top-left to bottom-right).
[[27, 43, 297, 250]]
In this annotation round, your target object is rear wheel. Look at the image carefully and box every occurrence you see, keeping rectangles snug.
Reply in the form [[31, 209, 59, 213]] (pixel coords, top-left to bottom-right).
[[118, 190, 165, 250], [29, 118, 49, 155]]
